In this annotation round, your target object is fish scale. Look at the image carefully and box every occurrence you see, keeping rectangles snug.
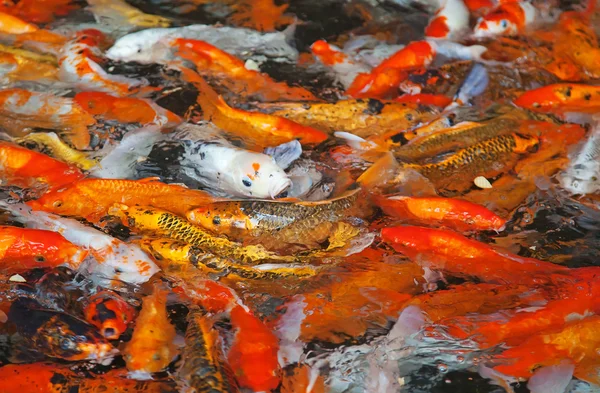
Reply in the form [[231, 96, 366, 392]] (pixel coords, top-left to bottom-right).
[[178, 311, 240, 393]]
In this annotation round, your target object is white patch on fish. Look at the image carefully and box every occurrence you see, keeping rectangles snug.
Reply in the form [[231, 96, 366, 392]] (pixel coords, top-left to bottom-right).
[[528, 360, 574, 393], [264, 139, 302, 170], [560, 121, 600, 195], [274, 296, 307, 367]]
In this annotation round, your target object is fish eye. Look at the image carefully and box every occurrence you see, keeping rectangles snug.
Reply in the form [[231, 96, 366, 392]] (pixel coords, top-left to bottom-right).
[[53, 200, 63, 208], [59, 337, 76, 351], [34, 255, 46, 263], [103, 327, 115, 338], [212, 216, 221, 225], [500, 20, 508, 28], [242, 179, 252, 187]]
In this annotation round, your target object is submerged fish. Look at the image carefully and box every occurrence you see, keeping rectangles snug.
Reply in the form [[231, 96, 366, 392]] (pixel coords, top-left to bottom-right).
[[124, 284, 177, 374], [83, 291, 136, 340], [177, 311, 241, 393], [17, 132, 99, 170]]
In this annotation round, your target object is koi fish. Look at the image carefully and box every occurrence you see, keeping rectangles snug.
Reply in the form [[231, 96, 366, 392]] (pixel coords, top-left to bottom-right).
[[27, 177, 219, 223], [227, 304, 281, 391], [84, 291, 136, 340], [0, 88, 96, 149], [179, 67, 328, 150], [74, 91, 182, 127], [473, 1, 538, 37], [0, 141, 84, 190], [186, 188, 363, 248], [177, 311, 240, 392], [59, 29, 152, 96], [124, 284, 177, 374], [513, 83, 600, 114], [381, 225, 570, 285], [166, 123, 292, 199], [173, 38, 317, 101], [140, 238, 319, 280], [310, 39, 371, 89], [8, 297, 117, 361], [0, 0, 79, 24], [395, 93, 453, 107], [0, 11, 38, 34], [373, 195, 506, 232], [559, 122, 600, 195], [86, 0, 171, 31], [17, 132, 99, 171], [393, 117, 523, 161], [106, 24, 299, 65], [258, 98, 437, 138], [109, 204, 296, 263], [227, 0, 295, 32], [0, 226, 86, 272], [425, 0, 470, 39], [2, 202, 160, 285], [489, 316, 600, 388], [360, 133, 539, 193], [0, 363, 75, 393], [0, 48, 58, 84]]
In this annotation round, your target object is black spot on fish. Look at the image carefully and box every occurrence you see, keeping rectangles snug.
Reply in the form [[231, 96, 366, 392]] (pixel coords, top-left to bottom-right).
[[391, 133, 410, 145], [365, 99, 384, 115], [242, 179, 252, 187], [94, 302, 117, 324], [50, 372, 68, 385], [564, 86, 572, 97], [584, 93, 592, 100], [199, 152, 205, 160]]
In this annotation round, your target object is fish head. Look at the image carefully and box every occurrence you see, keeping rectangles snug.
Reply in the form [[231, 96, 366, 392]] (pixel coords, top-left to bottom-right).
[[473, 15, 518, 38], [106, 28, 172, 63], [27, 185, 95, 219], [231, 154, 291, 199], [84, 291, 135, 340], [34, 313, 117, 361], [186, 203, 251, 233]]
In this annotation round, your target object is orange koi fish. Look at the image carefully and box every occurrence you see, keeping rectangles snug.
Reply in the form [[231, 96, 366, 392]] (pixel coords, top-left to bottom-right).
[[513, 83, 600, 114], [0, 11, 37, 34], [27, 177, 219, 223], [473, 1, 538, 37], [373, 195, 506, 232], [84, 291, 136, 340], [442, 267, 600, 348], [346, 41, 436, 99], [492, 315, 600, 385], [0, 226, 86, 273], [310, 40, 348, 66], [425, 0, 470, 39], [227, 304, 280, 391], [179, 66, 328, 149], [123, 284, 177, 373], [0, 141, 84, 190], [0, 0, 79, 24], [74, 91, 181, 127], [0, 88, 96, 149], [381, 226, 570, 285], [59, 29, 153, 96], [173, 38, 317, 101], [227, 0, 295, 32], [0, 50, 58, 84]]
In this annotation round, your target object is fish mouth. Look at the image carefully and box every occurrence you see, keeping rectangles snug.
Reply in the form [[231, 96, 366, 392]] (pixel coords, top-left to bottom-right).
[[269, 177, 292, 199]]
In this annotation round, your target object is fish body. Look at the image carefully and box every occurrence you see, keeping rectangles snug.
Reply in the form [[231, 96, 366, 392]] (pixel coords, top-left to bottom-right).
[[0, 363, 75, 393], [140, 238, 318, 280], [177, 311, 241, 393], [74, 91, 182, 127], [59, 29, 150, 96], [0, 225, 85, 272], [381, 225, 570, 284], [124, 285, 177, 373], [425, 0, 470, 39], [86, 0, 171, 31], [84, 291, 136, 340], [310, 39, 371, 89], [0, 88, 95, 149], [559, 122, 600, 195], [2, 202, 160, 285], [394, 117, 522, 161], [8, 298, 117, 361], [106, 24, 299, 64], [186, 188, 361, 244], [0, 11, 38, 34], [28, 177, 218, 223], [18, 132, 98, 170], [473, 1, 538, 37], [109, 204, 294, 263], [514, 83, 600, 114], [174, 38, 317, 101], [373, 195, 506, 231], [0, 141, 84, 190], [179, 67, 327, 150]]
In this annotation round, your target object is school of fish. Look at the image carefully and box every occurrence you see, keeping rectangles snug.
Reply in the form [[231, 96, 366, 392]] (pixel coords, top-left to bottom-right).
[[0, 0, 599, 392]]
